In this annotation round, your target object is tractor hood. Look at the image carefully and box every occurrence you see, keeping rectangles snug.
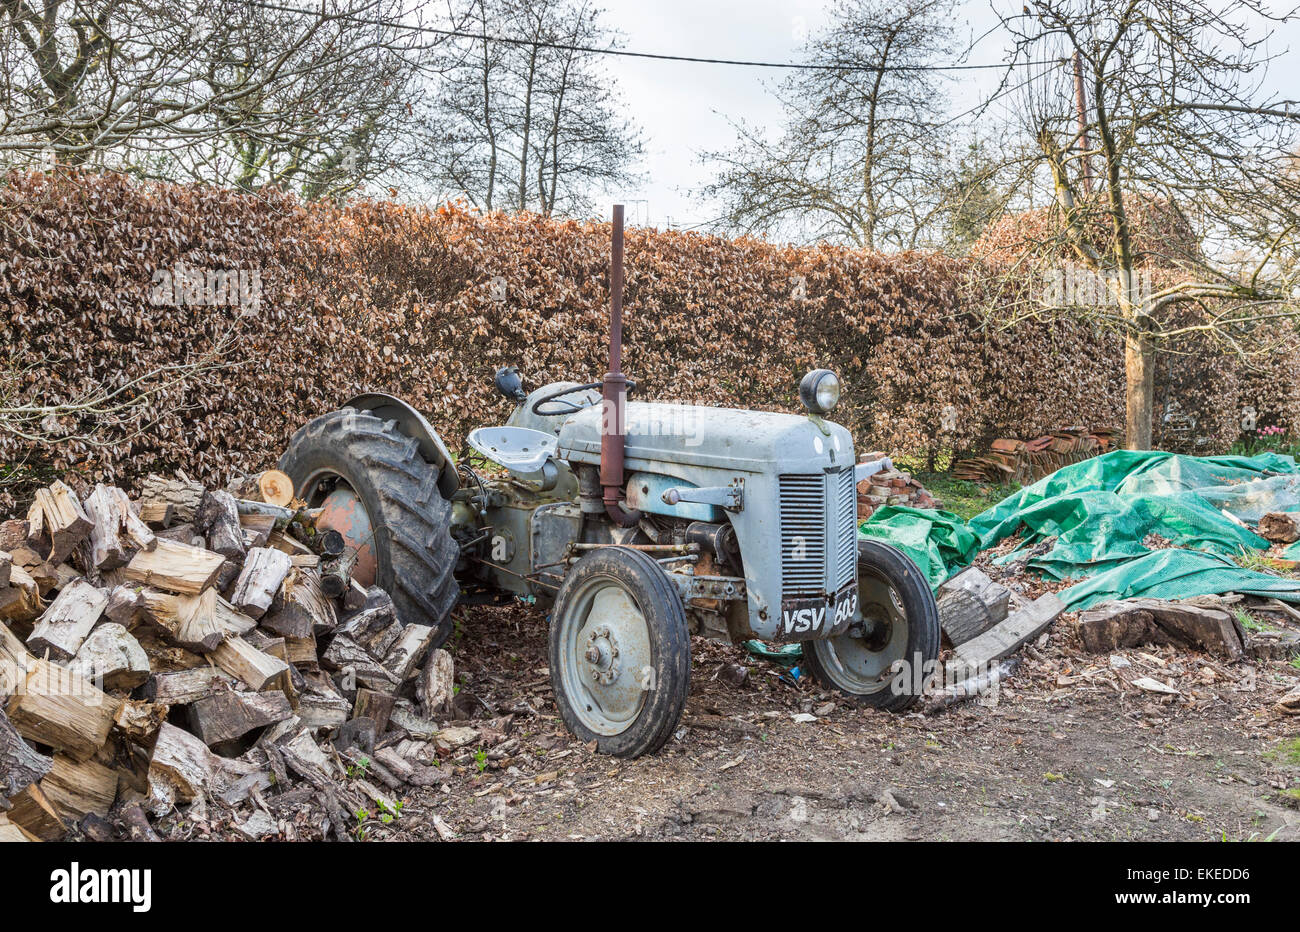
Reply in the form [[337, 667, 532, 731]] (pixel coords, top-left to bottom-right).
[[556, 402, 854, 474]]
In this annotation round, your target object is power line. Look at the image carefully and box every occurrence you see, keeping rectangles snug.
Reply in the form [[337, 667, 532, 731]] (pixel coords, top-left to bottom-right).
[[250, 1, 1053, 73]]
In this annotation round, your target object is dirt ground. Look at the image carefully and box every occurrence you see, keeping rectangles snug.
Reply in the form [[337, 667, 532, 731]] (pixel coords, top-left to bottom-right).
[[372, 601, 1300, 843]]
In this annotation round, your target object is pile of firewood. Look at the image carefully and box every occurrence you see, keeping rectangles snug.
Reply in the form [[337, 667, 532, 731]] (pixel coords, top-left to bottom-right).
[[856, 454, 942, 521], [952, 427, 1120, 485], [0, 472, 455, 842]]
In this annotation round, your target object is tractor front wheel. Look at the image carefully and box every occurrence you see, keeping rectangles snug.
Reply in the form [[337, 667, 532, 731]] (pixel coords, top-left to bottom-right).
[[803, 539, 939, 711], [549, 547, 691, 758]]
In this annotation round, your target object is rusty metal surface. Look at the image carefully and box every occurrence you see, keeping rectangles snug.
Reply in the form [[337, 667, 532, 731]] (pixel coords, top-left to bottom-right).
[[316, 485, 377, 587]]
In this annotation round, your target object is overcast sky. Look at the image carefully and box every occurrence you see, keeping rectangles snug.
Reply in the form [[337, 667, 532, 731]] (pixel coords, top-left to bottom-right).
[[590, 0, 1300, 232]]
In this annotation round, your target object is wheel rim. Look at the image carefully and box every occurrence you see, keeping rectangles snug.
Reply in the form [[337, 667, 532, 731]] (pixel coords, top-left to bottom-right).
[[557, 574, 654, 736], [810, 566, 910, 694], [298, 470, 378, 587]]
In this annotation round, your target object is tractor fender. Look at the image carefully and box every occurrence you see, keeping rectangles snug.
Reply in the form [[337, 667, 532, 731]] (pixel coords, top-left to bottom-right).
[[344, 392, 460, 498]]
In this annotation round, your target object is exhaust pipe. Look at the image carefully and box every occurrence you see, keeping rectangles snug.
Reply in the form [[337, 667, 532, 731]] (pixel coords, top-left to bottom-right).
[[601, 204, 641, 528]]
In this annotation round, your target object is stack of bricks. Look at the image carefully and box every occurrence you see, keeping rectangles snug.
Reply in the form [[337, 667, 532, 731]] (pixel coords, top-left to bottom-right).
[[856, 453, 942, 522]]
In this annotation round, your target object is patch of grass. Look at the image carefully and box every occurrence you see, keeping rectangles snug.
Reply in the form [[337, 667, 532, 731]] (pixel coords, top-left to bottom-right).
[[1235, 548, 1280, 575], [1234, 608, 1277, 634], [912, 473, 1021, 522], [1262, 738, 1300, 765]]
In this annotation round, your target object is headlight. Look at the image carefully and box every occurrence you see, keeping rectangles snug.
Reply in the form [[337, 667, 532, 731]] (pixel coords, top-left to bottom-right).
[[799, 369, 841, 415]]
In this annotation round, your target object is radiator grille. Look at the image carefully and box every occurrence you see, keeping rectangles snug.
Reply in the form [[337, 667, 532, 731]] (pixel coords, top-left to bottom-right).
[[778, 468, 858, 601]]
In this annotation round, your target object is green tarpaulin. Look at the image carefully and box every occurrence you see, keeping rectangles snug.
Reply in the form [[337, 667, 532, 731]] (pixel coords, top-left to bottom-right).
[[857, 450, 1300, 607]]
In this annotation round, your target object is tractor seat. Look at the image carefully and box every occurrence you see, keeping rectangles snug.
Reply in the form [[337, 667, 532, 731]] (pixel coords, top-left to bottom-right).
[[467, 426, 558, 475]]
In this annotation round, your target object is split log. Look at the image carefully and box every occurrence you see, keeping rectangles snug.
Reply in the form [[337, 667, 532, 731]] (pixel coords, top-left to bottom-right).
[[9, 545, 58, 595], [297, 691, 351, 731], [212, 636, 289, 691], [67, 623, 151, 690], [142, 667, 235, 705], [1, 618, 32, 697], [320, 634, 400, 690], [83, 485, 155, 571], [229, 547, 293, 619], [30, 480, 93, 564], [40, 753, 119, 822], [5, 781, 65, 839], [953, 593, 1065, 674], [239, 513, 276, 549], [138, 475, 205, 523], [137, 501, 176, 528], [113, 700, 169, 745], [124, 538, 225, 595], [337, 588, 401, 656], [1258, 512, 1300, 544], [417, 649, 455, 718], [227, 470, 294, 508], [0, 564, 42, 623], [262, 568, 335, 639], [139, 588, 223, 653], [353, 689, 396, 735], [155, 523, 202, 546], [195, 490, 246, 561], [0, 519, 29, 551], [120, 801, 161, 841], [145, 722, 214, 815], [5, 659, 118, 761], [0, 707, 52, 797], [284, 635, 318, 669], [382, 623, 435, 682], [103, 584, 146, 625], [0, 551, 9, 589], [936, 567, 1013, 645], [27, 578, 109, 661], [0, 811, 37, 841], [1077, 598, 1244, 659], [187, 687, 292, 746]]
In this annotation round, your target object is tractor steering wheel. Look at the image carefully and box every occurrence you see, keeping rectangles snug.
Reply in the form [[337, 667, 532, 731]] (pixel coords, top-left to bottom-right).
[[530, 380, 637, 417]]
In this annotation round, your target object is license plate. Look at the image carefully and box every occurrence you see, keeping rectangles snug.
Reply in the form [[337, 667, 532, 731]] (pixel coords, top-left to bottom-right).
[[778, 584, 858, 641]]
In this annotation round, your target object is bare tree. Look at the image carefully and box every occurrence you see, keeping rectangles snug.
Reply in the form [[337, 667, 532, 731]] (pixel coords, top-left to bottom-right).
[[0, 0, 455, 199], [420, 0, 642, 216], [701, 0, 958, 249], [988, 0, 1300, 449]]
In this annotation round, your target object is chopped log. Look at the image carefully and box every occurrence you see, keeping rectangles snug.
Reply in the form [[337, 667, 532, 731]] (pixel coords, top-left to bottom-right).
[[145, 722, 214, 815], [138, 475, 205, 523], [113, 700, 169, 745], [0, 551, 9, 589], [1, 616, 32, 697], [195, 490, 246, 561], [372, 746, 415, 783], [9, 545, 58, 595], [417, 648, 455, 718], [67, 623, 151, 690], [262, 567, 335, 638], [5, 781, 65, 839], [337, 588, 401, 655], [120, 801, 161, 841], [83, 484, 156, 571], [187, 687, 292, 746], [142, 666, 235, 705], [354, 688, 396, 735], [212, 636, 289, 691], [0, 707, 52, 796], [0, 519, 29, 552], [0, 811, 37, 841], [953, 593, 1066, 674], [937, 589, 995, 649], [284, 635, 318, 668], [5, 659, 118, 760], [137, 501, 176, 528], [40, 753, 119, 822], [0, 564, 42, 623], [239, 513, 276, 549], [319, 549, 358, 599], [104, 584, 147, 625], [1258, 511, 1300, 544], [1077, 598, 1244, 659], [382, 623, 435, 682], [229, 547, 293, 619], [139, 588, 223, 653], [124, 538, 225, 595], [320, 634, 399, 690], [27, 578, 109, 661], [214, 595, 257, 637], [155, 523, 202, 546], [31, 480, 94, 564], [228, 470, 294, 508], [297, 691, 350, 730]]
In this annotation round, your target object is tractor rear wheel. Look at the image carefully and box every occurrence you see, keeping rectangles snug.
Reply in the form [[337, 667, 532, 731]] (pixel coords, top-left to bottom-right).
[[549, 547, 691, 758], [279, 408, 459, 646], [803, 539, 939, 711]]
